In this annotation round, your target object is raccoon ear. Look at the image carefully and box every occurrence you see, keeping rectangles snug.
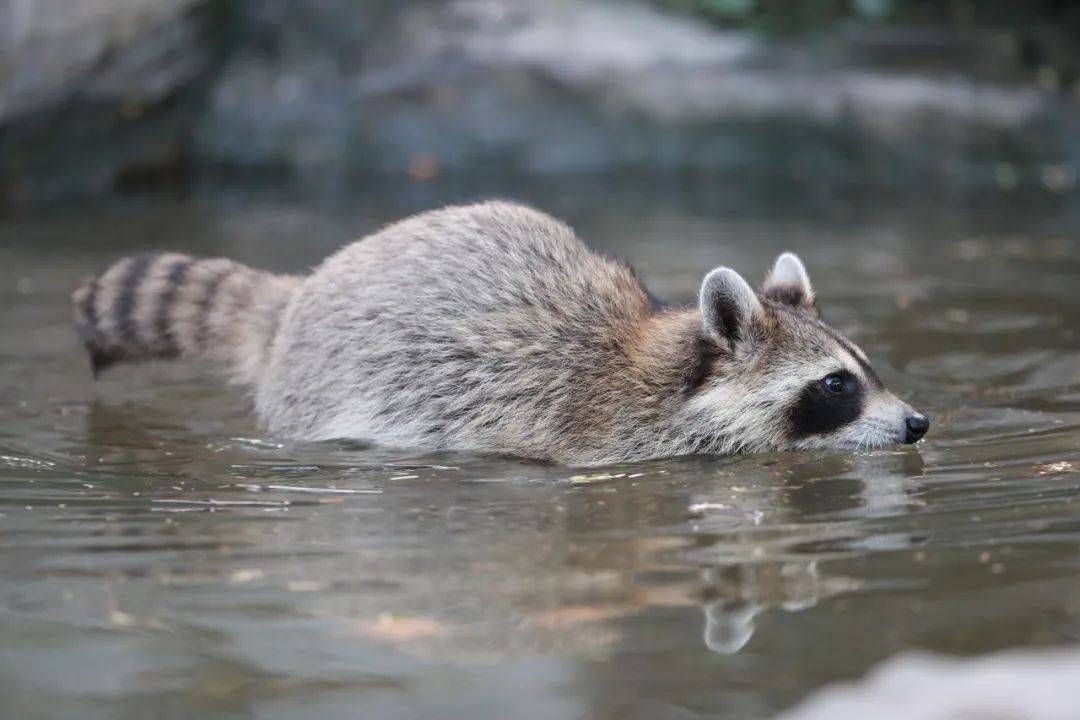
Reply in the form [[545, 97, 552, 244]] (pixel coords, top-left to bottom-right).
[[699, 267, 763, 345], [762, 252, 816, 311]]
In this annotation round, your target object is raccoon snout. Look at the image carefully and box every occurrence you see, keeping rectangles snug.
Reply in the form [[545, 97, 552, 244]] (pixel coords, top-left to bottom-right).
[[903, 413, 930, 444]]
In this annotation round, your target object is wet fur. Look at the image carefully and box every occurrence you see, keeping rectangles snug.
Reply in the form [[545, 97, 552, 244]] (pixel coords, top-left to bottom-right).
[[73, 202, 922, 464]]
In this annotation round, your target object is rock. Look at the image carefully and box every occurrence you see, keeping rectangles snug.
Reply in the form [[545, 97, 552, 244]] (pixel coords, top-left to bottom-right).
[[0, 0, 219, 203], [194, 0, 1072, 181], [778, 649, 1080, 720], [2, 0, 1077, 204], [194, 0, 766, 173]]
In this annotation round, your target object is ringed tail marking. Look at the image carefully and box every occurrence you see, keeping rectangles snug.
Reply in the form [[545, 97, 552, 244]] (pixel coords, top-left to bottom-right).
[[155, 257, 194, 358], [72, 254, 303, 385]]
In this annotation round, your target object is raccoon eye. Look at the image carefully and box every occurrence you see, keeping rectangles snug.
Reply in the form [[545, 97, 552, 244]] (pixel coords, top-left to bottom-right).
[[822, 374, 848, 395]]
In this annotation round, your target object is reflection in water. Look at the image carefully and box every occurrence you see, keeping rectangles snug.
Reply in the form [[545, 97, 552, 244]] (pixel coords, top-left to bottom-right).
[[703, 562, 828, 654], [694, 451, 923, 653]]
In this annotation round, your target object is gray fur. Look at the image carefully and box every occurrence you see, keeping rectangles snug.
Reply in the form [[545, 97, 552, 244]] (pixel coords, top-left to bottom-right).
[[74, 201, 926, 464]]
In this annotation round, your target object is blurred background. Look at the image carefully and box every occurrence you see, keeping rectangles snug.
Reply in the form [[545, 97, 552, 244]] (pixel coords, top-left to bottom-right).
[[1, 0, 1079, 204], [3, 3, 1080, 720]]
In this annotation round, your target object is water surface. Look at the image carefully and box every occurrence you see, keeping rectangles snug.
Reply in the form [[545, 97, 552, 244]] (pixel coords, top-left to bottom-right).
[[2, 177, 1079, 719]]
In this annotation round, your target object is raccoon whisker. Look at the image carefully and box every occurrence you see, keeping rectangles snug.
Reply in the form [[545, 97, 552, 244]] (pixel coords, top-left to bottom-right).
[[855, 425, 872, 453]]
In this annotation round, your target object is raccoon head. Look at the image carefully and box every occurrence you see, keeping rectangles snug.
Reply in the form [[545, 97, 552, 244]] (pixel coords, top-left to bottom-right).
[[689, 253, 929, 453]]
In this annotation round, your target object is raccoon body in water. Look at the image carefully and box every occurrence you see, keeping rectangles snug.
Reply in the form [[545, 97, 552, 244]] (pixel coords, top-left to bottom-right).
[[73, 202, 928, 464]]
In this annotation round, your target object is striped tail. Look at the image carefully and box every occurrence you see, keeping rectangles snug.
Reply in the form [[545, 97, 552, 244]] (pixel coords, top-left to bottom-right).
[[72, 253, 302, 385]]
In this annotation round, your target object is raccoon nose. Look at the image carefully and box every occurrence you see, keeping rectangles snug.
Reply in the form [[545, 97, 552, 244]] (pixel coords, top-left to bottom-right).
[[904, 414, 930, 443]]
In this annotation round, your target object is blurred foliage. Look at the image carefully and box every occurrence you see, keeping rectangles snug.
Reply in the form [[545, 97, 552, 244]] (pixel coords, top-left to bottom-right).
[[658, 0, 894, 34], [655, 0, 1080, 93], [655, 0, 1080, 34]]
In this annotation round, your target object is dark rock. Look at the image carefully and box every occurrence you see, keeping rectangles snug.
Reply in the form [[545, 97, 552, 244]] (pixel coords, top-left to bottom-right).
[[0, 0, 222, 204], [2, 0, 1078, 204], [193, 0, 1074, 184]]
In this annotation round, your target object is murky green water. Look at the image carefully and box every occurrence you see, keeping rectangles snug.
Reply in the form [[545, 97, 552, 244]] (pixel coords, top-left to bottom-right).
[[2, 178, 1079, 719]]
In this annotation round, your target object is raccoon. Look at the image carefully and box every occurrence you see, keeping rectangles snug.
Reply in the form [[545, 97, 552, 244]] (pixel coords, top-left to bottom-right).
[[72, 201, 928, 465]]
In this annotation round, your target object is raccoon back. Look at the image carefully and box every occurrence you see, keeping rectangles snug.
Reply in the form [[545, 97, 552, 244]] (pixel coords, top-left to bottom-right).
[[256, 202, 655, 456]]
